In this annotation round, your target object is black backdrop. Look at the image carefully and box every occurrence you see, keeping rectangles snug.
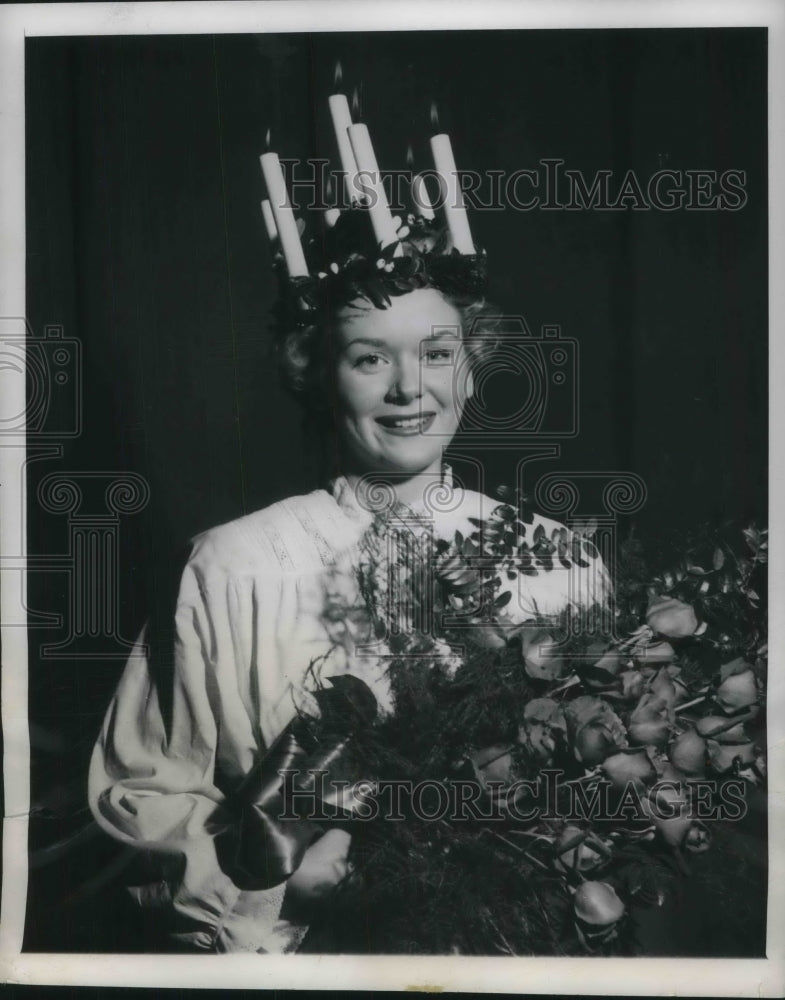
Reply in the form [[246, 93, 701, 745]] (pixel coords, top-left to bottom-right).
[[24, 28, 767, 953]]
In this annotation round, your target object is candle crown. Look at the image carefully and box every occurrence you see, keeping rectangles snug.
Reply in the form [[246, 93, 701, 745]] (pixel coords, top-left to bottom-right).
[[261, 92, 484, 328], [270, 207, 487, 334]]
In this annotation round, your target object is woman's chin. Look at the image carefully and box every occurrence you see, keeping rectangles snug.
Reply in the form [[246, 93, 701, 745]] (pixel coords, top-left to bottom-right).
[[375, 448, 445, 478], [343, 439, 448, 479]]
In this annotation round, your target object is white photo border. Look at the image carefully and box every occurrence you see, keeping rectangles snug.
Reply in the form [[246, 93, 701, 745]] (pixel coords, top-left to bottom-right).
[[1, 1, 783, 994]]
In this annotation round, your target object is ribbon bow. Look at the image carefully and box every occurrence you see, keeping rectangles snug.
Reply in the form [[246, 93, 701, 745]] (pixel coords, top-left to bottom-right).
[[226, 674, 378, 890]]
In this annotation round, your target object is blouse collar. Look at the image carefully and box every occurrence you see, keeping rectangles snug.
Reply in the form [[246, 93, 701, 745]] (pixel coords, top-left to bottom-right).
[[329, 464, 456, 526]]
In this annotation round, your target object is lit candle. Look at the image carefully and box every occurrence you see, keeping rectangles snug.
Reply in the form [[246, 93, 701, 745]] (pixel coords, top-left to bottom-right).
[[328, 94, 360, 205], [259, 152, 309, 277], [411, 173, 436, 220], [429, 133, 475, 254], [323, 175, 341, 229], [347, 123, 402, 252], [260, 199, 278, 241]]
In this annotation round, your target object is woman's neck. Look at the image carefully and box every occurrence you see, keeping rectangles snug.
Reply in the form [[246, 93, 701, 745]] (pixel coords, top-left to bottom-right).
[[342, 462, 446, 512]]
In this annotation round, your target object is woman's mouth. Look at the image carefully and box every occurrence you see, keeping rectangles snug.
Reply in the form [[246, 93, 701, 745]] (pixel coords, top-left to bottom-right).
[[375, 412, 436, 435]]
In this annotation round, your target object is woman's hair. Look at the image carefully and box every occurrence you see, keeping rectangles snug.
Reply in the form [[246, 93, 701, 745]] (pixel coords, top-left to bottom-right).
[[272, 212, 501, 420]]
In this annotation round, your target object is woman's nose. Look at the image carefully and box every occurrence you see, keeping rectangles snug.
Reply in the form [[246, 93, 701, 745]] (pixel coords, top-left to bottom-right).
[[385, 359, 421, 403]]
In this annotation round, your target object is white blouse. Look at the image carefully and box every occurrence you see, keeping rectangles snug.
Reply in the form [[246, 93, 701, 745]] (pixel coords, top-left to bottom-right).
[[88, 478, 609, 953]]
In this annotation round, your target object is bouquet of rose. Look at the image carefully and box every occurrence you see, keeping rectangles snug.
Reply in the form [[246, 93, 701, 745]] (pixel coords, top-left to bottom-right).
[[291, 499, 767, 956]]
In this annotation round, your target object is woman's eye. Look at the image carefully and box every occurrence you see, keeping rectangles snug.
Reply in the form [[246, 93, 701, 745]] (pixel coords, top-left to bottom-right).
[[352, 353, 386, 370]]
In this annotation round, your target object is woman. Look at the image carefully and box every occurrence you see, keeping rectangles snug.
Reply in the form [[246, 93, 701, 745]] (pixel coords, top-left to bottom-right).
[[88, 216, 609, 954]]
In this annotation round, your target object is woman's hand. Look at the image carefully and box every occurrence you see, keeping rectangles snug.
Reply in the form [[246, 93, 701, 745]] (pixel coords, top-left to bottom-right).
[[284, 828, 351, 906]]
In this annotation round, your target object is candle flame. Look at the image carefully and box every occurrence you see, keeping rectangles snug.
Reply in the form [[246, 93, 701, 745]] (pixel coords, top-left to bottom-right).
[[351, 87, 361, 120], [430, 101, 440, 132], [265, 127, 271, 150], [406, 145, 414, 167], [334, 61, 343, 88], [326, 175, 334, 201]]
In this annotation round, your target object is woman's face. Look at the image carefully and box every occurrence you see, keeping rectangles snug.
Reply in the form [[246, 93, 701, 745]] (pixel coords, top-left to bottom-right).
[[333, 287, 474, 478]]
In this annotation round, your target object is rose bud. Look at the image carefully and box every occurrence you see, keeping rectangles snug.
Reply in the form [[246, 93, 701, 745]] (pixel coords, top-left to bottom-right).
[[695, 716, 748, 742], [707, 739, 756, 773], [644, 784, 692, 847], [519, 698, 567, 761], [554, 827, 606, 874], [602, 749, 658, 791], [715, 669, 758, 712], [635, 641, 677, 666], [619, 669, 646, 701], [655, 761, 688, 786], [646, 595, 699, 639], [627, 693, 673, 748], [469, 624, 508, 650], [522, 632, 566, 681], [671, 675, 692, 706], [628, 718, 672, 748], [523, 697, 567, 730], [585, 640, 624, 676], [650, 668, 679, 711], [629, 691, 671, 724], [574, 722, 621, 766], [719, 656, 752, 678], [684, 823, 712, 853], [566, 696, 628, 766], [696, 715, 730, 738], [573, 881, 626, 928], [596, 650, 624, 675], [714, 722, 749, 744], [558, 846, 610, 876], [669, 728, 707, 777], [469, 744, 515, 787]]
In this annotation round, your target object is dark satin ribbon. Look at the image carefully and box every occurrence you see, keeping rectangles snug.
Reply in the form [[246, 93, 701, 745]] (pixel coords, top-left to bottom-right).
[[229, 677, 379, 890]]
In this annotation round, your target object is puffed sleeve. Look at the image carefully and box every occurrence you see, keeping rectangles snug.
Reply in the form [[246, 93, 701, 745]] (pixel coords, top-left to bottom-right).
[[87, 548, 303, 953], [505, 512, 613, 620], [439, 493, 612, 620]]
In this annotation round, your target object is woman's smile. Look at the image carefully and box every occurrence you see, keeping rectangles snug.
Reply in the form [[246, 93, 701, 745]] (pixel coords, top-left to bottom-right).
[[374, 411, 437, 435]]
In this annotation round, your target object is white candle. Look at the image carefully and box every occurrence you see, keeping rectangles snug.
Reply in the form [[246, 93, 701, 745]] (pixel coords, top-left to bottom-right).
[[325, 208, 341, 228], [411, 173, 436, 220], [429, 133, 475, 254], [259, 152, 309, 277], [347, 123, 402, 252], [260, 199, 278, 241], [328, 94, 360, 205]]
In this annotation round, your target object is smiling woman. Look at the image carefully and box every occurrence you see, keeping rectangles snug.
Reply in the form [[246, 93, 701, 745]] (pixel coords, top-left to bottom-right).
[[17, 24, 768, 967], [87, 202, 610, 953], [333, 289, 474, 498]]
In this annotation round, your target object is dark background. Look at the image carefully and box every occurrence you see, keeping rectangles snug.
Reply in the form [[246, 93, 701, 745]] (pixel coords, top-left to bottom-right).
[[23, 29, 767, 953]]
